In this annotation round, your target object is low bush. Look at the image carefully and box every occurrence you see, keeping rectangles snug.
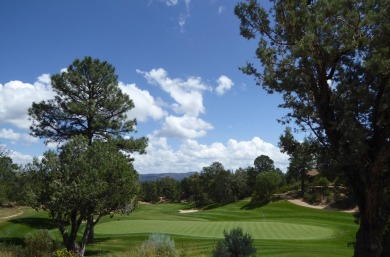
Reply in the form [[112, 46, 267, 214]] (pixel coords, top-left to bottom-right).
[[24, 229, 61, 257], [106, 239, 205, 257], [213, 227, 256, 257], [139, 233, 178, 257], [54, 249, 77, 257]]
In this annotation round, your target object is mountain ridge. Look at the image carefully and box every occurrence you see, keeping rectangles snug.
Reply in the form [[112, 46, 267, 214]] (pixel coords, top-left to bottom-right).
[[139, 172, 195, 182]]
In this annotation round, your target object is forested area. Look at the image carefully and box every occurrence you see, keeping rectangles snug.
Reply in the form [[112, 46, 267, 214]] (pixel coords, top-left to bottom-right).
[[139, 152, 349, 210]]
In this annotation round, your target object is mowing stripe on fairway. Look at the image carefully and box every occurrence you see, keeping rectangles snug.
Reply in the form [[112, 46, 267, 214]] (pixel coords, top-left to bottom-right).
[[95, 220, 335, 240]]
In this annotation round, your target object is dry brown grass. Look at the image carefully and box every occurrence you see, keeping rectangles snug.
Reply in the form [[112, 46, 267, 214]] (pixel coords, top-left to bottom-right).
[[104, 242, 207, 257], [0, 250, 15, 257]]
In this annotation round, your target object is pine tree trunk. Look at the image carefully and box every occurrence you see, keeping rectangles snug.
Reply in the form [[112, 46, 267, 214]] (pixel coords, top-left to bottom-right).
[[68, 241, 81, 257], [355, 211, 384, 257], [87, 226, 94, 244], [381, 227, 390, 257], [353, 166, 386, 257]]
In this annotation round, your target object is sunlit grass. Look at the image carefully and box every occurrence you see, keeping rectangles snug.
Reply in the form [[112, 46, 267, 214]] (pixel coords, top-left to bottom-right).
[[0, 200, 358, 256]]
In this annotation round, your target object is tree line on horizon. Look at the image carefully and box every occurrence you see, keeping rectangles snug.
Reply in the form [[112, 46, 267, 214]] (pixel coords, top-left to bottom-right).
[[139, 155, 285, 207]]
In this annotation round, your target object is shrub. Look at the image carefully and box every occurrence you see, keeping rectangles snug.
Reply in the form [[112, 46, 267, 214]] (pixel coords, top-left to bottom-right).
[[253, 171, 282, 201], [304, 192, 323, 204], [316, 177, 330, 189], [110, 240, 204, 257], [213, 240, 230, 257], [24, 229, 61, 257], [213, 227, 256, 257], [54, 249, 77, 257], [139, 233, 178, 257], [0, 243, 25, 257], [0, 252, 14, 257]]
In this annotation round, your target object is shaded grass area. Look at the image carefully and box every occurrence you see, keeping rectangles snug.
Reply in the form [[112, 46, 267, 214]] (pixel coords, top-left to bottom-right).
[[0, 208, 56, 247], [0, 200, 357, 256]]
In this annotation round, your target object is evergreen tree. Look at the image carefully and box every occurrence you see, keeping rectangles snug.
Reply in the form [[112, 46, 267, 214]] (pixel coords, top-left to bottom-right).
[[235, 1, 390, 256]]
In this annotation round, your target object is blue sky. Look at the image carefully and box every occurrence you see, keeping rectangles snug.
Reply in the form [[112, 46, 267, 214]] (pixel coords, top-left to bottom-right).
[[0, 0, 290, 173]]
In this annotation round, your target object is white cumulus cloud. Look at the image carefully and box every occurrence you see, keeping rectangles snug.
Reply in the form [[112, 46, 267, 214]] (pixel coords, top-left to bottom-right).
[[0, 75, 55, 129], [0, 128, 38, 144], [216, 75, 234, 95], [133, 136, 289, 174], [137, 68, 210, 117], [119, 82, 166, 122], [8, 148, 34, 165], [0, 128, 20, 141], [157, 115, 213, 139]]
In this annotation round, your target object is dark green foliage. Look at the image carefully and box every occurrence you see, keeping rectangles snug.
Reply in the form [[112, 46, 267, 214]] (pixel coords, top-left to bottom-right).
[[28, 57, 147, 246], [245, 166, 257, 194], [24, 229, 61, 257], [180, 162, 236, 207], [205, 163, 235, 204], [213, 240, 230, 257], [157, 177, 181, 202], [247, 155, 276, 193], [253, 155, 274, 173], [0, 155, 19, 205], [140, 177, 181, 203], [315, 177, 330, 190], [28, 56, 147, 153], [253, 171, 283, 201], [140, 181, 160, 203], [279, 128, 317, 195], [235, 1, 390, 256], [213, 227, 256, 257], [231, 168, 250, 200], [27, 136, 139, 256]]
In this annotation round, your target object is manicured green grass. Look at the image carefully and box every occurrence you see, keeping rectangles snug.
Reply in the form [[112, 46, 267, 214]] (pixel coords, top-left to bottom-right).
[[0, 200, 358, 257], [91, 199, 357, 256], [96, 220, 334, 240]]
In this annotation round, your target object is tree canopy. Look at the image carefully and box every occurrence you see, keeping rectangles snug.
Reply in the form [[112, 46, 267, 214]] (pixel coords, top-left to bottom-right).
[[28, 56, 147, 153], [254, 155, 275, 173], [279, 127, 317, 195], [28, 136, 139, 256], [0, 147, 20, 205], [28, 57, 147, 244], [235, 1, 390, 256]]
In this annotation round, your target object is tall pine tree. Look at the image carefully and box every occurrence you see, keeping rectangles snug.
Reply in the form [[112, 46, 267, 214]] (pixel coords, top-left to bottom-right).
[[235, 1, 390, 256]]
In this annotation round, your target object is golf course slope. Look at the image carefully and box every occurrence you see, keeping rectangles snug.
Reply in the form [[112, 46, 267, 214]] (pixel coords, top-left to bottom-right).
[[0, 199, 358, 256], [91, 199, 358, 256], [96, 220, 334, 240]]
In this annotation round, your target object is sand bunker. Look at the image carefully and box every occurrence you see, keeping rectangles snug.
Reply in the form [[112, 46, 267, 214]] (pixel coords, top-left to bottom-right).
[[178, 209, 199, 214]]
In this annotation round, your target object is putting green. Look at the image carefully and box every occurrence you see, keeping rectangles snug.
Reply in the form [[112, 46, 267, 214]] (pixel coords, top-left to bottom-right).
[[95, 220, 335, 240]]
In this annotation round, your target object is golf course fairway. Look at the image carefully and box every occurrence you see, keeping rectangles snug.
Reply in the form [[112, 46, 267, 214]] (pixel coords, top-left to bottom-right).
[[95, 220, 335, 240], [0, 200, 358, 256]]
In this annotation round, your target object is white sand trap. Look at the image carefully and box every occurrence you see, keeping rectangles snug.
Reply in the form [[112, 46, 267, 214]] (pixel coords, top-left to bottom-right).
[[288, 198, 357, 213], [178, 209, 199, 214]]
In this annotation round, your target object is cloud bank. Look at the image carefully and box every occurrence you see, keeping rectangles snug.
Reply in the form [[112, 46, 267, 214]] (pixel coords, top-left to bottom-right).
[[1, 69, 288, 174], [0, 74, 54, 129], [133, 135, 289, 174]]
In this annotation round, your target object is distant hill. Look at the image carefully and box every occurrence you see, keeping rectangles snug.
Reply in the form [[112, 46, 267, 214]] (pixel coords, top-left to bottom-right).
[[139, 172, 195, 182]]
